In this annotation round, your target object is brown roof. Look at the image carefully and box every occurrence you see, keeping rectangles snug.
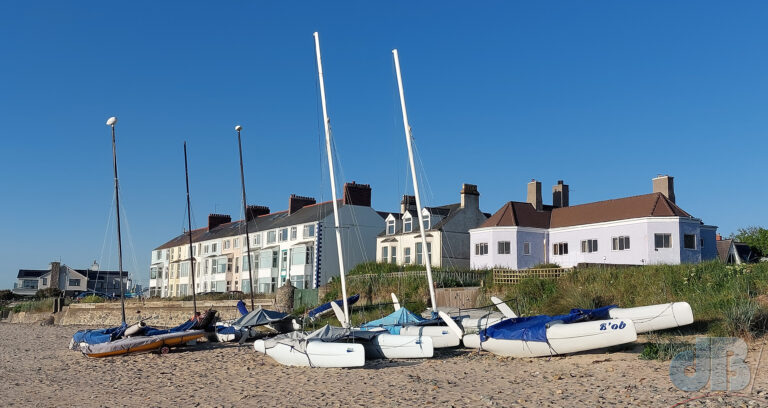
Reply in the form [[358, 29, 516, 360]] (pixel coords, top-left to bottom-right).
[[480, 201, 551, 229], [550, 192, 691, 228], [479, 193, 693, 229]]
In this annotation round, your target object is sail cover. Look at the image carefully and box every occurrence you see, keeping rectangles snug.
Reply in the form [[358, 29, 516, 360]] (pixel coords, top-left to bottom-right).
[[237, 300, 249, 316], [308, 294, 360, 318], [479, 305, 617, 343], [71, 323, 128, 348]]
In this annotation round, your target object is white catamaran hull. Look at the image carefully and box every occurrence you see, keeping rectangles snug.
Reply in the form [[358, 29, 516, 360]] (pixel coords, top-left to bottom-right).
[[400, 325, 461, 348], [463, 318, 637, 357], [362, 333, 434, 359], [459, 316, 504, 335], [608, 302, 693, 333], [253, 339, 365, 368]]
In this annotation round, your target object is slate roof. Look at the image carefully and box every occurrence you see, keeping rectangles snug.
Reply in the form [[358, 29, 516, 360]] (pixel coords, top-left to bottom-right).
[[479, 193, 695, 229], [17, 270, 48, 279], [154, 200, 383, 250]]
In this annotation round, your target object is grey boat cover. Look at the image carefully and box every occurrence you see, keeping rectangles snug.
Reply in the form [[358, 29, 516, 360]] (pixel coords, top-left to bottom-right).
[[232, 308, 290, 329], [263, 325, 379, 353]]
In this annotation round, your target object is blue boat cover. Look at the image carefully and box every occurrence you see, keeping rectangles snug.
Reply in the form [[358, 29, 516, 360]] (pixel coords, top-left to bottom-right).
[[308, 294, 360, 318], [143, 319, 197, 336], [479, 305, 617, 343], [72, 323, 128, 346], [237, 300, 248, 316], [360, 308, 426, 334], [217, 325, 237, 335]]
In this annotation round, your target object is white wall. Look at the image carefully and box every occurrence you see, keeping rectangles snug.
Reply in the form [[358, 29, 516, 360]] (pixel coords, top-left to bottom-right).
[[469, 227, 547, 270]]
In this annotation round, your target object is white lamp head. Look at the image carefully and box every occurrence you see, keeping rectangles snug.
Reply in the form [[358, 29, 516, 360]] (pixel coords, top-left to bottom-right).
[[235, 125, 242, 132], [106, 117, 118, 126]]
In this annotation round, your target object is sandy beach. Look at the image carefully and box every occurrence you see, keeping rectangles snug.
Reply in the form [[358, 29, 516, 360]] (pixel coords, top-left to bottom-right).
[[0, 323, 765, 407]]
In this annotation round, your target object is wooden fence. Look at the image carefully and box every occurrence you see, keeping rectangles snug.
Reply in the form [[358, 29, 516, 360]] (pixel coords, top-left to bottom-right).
[[492, 268, 571, 285]]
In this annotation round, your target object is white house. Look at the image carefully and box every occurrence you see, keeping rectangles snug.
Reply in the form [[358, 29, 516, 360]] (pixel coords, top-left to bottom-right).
[[13, 261, 125, 297], [149, 182, 385, 297], [470, 176, 719, 270], [376, 184, 489, 270]]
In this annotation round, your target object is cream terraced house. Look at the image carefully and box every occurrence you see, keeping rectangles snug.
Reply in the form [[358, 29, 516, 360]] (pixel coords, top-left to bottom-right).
[[470, 176, 719, 270], [149, 182, 385, 297], [376, 184, 489, 270]]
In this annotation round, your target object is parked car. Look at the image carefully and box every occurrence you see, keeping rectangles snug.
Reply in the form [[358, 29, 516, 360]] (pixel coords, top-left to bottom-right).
[[75, 291, 116, 301]]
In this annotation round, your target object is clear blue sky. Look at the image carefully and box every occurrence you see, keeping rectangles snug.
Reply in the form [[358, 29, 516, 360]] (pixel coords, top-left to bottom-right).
[[1, 1, 766, 289]]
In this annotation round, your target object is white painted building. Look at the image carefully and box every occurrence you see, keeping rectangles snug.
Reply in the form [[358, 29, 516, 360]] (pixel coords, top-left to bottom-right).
[[149, 182, 385, 297], [376, 184, 489, 270], [470, 176, 719, 270]]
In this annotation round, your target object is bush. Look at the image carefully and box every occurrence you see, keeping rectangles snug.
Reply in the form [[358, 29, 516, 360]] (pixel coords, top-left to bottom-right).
[[79, 295, 106, 304], [531, 263, 562, 269], [35, 288, 61, 299]]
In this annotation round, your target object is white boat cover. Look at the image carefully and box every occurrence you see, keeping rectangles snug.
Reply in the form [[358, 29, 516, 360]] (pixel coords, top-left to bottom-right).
[[263, 325, 379, 353]]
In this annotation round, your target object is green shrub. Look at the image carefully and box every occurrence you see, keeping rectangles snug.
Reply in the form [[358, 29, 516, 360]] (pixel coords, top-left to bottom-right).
[[640, 334, 694, 361], [79, 295, 106, 304], [35, 288, 61, 299]]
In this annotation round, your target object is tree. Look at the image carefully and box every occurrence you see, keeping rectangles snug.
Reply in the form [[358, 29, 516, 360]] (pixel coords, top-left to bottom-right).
[[732, 226, 768, 257]]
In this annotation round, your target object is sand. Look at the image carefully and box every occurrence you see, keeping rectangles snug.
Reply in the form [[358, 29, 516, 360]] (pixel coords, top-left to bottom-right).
[[0, 323, 766, 407]]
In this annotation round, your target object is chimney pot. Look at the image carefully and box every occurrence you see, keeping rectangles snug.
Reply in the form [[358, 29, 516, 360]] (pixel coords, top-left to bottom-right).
[[400, 195, 417, 214], [208, 214, 232, 231], [289, 194, 316, 215], [245, 205, 270, 221], [460, 183, 480, 209]]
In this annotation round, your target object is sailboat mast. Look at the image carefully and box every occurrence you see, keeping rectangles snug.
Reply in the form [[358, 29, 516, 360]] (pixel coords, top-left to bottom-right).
[[313, 32, 350, 326], [392, 49, 438, 313], [183, 142, 198, 315], [236, 125, 256, 311], [107, 117, 127, 324]]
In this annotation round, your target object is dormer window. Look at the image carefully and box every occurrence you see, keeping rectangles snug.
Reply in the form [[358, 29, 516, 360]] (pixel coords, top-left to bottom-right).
[[423, 216, 430, 231], [387, 219, 396, 235], [404, 217, 412, 233]]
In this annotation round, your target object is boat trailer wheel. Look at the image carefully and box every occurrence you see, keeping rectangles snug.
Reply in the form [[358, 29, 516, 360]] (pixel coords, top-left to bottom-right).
[[160, 346, 170, 355]]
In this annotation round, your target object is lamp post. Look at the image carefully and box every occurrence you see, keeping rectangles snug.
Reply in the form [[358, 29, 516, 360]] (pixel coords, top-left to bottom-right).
[[106, 116, 127, 324], [236, 125, 256, 310]]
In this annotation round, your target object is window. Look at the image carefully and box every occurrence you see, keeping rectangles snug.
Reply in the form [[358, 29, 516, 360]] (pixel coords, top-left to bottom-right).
[[224, 240, 230, 250], [612, 236, 630, 251], [278, 228, 289, 242], [41, 277, 48, 286], [498, 241, 511, 255], [422, 215, 431, 231], [254, 233, 261, 246], [523, 242, 531, 256], [69, 279, 81, 287], [272, 251, 279, 268], [305, 247, 314, 265], [303, 224, 316, 238], [381, 246, 389, 263], [212, 243, 217, 252], [655, 234, 672, 249], [404, 218, 413, 233], [390, 246, 397, 264], [205, 259, 210, 274], [684, 234, 697, 250], [150, 267, 158, 279], [416, 243, 423, 265], [204, 245, 209, 254], [235, 257, 239, 273], [581, 239, 598, 253], [267, 230, 276, 244], [290, 226, 297, 240], [234, 238, 240, 248], [553, 242, 568, 255], [387, 220, 396, 235], [475, 243, 488, 256], [180, 262, 189, 277], [22, 279, 38, 289], [404, 247, 411, 264], [227, 258, 232, 272]]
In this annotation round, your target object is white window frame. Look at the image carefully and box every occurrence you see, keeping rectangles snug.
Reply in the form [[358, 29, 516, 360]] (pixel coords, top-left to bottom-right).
[[404, 217, 413, 233], [523, 242, 531, 256], [553, 242, 568, 255], [612, 236, 631, 251], [654, 233, 672, 249], [475, 242, 488, 256], [387, 220, 396, 235], [581, 239, 598, 253], [498, 241, 511, 255]]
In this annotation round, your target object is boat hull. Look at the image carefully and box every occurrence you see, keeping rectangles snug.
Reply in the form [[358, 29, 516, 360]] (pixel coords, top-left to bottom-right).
[[464, 318, 637, 357], [81, 330, 205, 358], [459, 316, 504, 335], [361, 333, 434, 359], [608, 302, 693, 333], [400, 325, 461, 348], [253, 339, 365, 368]]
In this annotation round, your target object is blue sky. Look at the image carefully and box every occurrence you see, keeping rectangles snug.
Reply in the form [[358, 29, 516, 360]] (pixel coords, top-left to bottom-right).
[[1, 1, 766, 289]]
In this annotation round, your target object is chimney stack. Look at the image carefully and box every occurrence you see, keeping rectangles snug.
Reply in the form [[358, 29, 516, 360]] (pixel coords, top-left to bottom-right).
[[460, 183, 480, 209], [208, 214, 231, 231], [289, 194, 316, 215], [527, 179, 542, 211], [552, 180, 569, 208], [245, 205, 270, 221], [716, 233, 723, 241], [343, 182, 372, 207], [50, 261, 61, 290], [652, 175, 675, 203], [400, 195, 417, 214]]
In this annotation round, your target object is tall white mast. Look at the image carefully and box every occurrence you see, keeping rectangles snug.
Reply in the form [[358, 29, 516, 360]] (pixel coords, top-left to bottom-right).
[[392, 49, 438, 313], [314, 32, 350, 326]]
